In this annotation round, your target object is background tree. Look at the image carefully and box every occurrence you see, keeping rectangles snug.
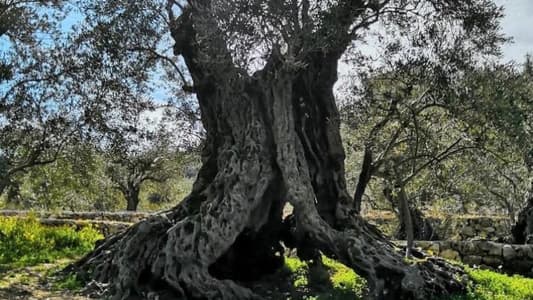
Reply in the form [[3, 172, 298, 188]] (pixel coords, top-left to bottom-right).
[[6, 143, 121, 211], [0, 0, 89, 196], [97, 104, 197, 211], [341, 65, 494, 248]]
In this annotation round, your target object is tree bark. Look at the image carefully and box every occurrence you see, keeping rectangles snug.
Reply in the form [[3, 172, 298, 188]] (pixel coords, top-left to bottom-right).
[[0, 180, 6, 197], [383, 182, 437, 242], [124, 184, 141, 211], [71, 6, 466, 300], [396, 206, 438, 241], [398, 186, 414, 257]]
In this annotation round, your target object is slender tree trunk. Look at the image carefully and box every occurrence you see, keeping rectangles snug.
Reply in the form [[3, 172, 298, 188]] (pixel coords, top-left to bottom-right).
[[0, 172, 11, 197], [384, 182, 436, 242], [397, 186, 414, 257], [71, 9, 466, 300], [398, 206, 437, 241], [0, 181, 6, 197], [353, 146, 373, 214]]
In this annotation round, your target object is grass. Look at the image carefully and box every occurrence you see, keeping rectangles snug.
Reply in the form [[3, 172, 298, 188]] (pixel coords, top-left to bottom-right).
[[283, 256, 367, 300], [285, 256, 533, 300], [0, 214, 103, 269], [447, 267, 533, 300]]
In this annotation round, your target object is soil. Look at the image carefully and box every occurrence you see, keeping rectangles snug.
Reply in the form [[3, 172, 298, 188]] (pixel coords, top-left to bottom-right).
[[0, 259, 88, 300]]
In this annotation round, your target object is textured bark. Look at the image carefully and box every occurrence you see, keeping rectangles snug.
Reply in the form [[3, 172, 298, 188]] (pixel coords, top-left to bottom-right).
[[71, 5, 466, 300], [123, 184, 141, 211]]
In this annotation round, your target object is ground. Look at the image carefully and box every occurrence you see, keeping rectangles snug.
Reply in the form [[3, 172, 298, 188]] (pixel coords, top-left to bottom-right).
[[2, 216, 533, 299], [0, 259, 87, 300]]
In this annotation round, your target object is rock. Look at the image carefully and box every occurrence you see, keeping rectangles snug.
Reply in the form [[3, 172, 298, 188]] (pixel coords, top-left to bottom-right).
[[480, 218, 492, 227], [440, 249, 460, 261], [486, 227, 496, 233], [482, 256, 502, 266], [414, 241, 432, 250], [428, 243, 440, 255], [463, 255, 482, 266], [478, 241, 502, 256], [461, 226, 475, 237], [502, 245, 517, 260], [461, 241, 476, 254], [526, 246, 533, 259]]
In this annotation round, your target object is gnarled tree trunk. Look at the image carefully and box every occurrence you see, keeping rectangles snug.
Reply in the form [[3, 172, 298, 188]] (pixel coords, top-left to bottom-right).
[[71, 6, 465, 300]]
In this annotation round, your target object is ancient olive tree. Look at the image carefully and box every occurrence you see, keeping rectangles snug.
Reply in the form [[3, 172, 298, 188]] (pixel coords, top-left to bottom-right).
[[72, 0, 504, 299]]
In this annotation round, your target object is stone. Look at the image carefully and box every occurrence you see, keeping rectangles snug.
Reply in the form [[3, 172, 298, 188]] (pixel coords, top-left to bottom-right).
[[440, 249, 460, 261], [482, 256, 503, 267], [428, 243, 440, 255], [460, 241, 476, 254], [463, 255, 482, 266], [478, 241, 502, 256], [486, 227, 496, 233], [461, 226, 475, 237], [414, 241, 432, 249], [502, 244, 517, 260], [480, 218, 492, 227], [526, 246, 533, 259]]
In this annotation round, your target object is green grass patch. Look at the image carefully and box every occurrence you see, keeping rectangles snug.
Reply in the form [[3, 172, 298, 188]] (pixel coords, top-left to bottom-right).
[[286, 256, 533, 300], [284, 256, 367, 299], [0, 214, 103, 269], [447, 267, 533, 300]]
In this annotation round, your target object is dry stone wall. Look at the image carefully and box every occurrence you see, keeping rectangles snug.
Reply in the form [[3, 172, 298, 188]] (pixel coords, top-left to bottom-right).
[[396, 240, 533, 276], [365, 213, 512, 241]]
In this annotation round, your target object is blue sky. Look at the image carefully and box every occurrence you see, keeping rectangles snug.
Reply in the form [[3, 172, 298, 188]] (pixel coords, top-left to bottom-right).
[[496, 0, 533, 63]]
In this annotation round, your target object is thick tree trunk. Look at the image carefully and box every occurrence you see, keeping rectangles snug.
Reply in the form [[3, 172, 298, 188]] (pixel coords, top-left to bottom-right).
[[124, 185, 141, 211], [354, 147, 373, 214], [71, 8, 466, 300]]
